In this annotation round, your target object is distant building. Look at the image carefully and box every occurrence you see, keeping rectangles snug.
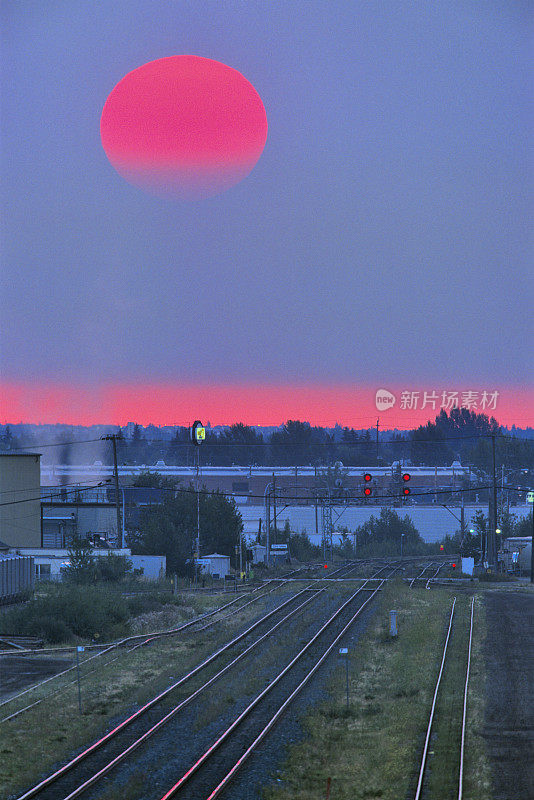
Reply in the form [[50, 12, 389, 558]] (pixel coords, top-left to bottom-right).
[[40, 463, 477, 503], [501, 537, 532, 575], [197, 553, 230, 579], [0, 453, 41, 548]]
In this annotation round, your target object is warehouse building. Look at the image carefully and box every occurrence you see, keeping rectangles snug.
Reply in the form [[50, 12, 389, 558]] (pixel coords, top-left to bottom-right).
[[0, 453, 41, 548]]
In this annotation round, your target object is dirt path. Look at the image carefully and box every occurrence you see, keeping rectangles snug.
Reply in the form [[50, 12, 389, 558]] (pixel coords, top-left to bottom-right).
[[483, 590, 534, 800]]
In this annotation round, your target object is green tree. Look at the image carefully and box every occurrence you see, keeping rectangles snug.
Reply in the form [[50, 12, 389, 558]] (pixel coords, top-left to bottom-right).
[[410, 408, 501, 466], [515, 515, 532, 537], [95, 553, 132, 582], [352, 508, 427, 557], [217, 423, 264, 466], [132, 470, 181, 489], [128, 489, 243, 576], [269, 421, 334, 466], [63, 538, 96, 583], [290, 531, 321, 561]]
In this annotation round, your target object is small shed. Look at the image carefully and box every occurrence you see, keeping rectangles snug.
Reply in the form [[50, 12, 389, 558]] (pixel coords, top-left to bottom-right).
[[197, 553, 230, 579], [129, 554, 166, 580], [249, 544, 266, 564]]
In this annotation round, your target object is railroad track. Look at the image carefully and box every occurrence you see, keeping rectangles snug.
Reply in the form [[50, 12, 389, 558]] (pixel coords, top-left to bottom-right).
[[153, 577, 391, 800], [407, 560, 453, 589], [423, 561, 451, 589], [413, 596, 475, 800], [408, 561, 438, 588], [13, 583, 323, 800], [325, 558, 392, 580], [0, 578, 302, 723], [13, 566, 395, 800]]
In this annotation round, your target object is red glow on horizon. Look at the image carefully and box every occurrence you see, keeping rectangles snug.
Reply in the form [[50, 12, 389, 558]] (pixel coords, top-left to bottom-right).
[[100, 56, 267, 199], [0, 381, 532, 429]]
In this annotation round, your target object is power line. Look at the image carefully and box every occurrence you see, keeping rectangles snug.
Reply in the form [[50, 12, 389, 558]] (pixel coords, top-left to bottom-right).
[[1, 437, 103, 451], [129, 482, 503, 503], [1, 478, 529, 510], [0, 483, 106, 508], [0, 482, 102, 496]]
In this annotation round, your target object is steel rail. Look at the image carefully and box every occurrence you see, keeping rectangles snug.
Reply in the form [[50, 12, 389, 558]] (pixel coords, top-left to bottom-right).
[[0, 593, 252, 707], [409, 562, 435, 589], [414, 597, 457, 800], [205, 583, 384, 800], [13, 585, 318, 800], [0, 578, 280, 659], [425, 563, 445, 589], [0, 582, 275, 659], [1, 579, 293, 719], [157, 574, 392, 800], [458, 597, 475, 800], [57, 590, 324, 800]]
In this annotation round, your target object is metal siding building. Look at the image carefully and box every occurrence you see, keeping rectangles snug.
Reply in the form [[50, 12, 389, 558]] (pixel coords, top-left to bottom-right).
[[0, 453, 41, 548], [0, 555, 35, 601]]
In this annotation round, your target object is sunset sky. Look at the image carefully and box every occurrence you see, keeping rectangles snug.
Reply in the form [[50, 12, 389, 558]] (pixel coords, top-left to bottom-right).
[[1, 2, 532, 429]]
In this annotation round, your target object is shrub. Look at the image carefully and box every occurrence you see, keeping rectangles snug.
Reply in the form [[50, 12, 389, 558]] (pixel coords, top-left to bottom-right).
[[25, 616, 72, 644], [0, 584, 129, 643], [95, 553, 132, 582]]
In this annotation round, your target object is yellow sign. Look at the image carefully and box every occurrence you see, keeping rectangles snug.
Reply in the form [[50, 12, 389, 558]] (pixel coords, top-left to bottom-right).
[[191, 420, 206, 446]]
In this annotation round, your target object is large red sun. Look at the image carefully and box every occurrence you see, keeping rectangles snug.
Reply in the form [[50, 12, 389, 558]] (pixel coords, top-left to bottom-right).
[[100, 55, 268, 200]]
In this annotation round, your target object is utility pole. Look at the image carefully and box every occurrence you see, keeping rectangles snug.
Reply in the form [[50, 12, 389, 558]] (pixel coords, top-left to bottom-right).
[[376, 418, 379, 464], [272, 472, 278, 545], [102, 435, 122, 548], [314, 467, 319, 538], [530, 498, 534, 584], [190, 421, 205, 586], [196, 446, 201, 562], [266, 486, 271, 565], [489, 434, 498, 569]]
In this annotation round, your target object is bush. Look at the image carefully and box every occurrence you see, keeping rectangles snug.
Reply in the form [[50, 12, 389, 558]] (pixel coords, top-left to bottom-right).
[[25, 616, 72, 644], [289, 531, 321, 561], [125, 592, 173, 616], [96, 553, 132, 582], [0, 584, 129, 643]]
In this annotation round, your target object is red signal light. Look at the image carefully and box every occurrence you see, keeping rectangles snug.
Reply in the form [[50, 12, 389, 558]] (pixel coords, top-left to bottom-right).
[[364, 473, 372, 482], [402, 473, 411, 482], [324, 563, 328, 569], [452, 562, 456, 569], [440, 544, 444, 551], [364, 487, 372, 496], [403, 487, 411, 496]]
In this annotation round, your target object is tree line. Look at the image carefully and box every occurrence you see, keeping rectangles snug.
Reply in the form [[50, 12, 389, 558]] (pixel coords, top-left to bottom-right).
[[1, 410, 533, 471]]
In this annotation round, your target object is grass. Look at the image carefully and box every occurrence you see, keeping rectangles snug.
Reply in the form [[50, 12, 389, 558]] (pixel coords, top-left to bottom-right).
[[0, 580, 235, 645], [0, 584, 296, 799], [263, 581, 492, 800], [461, 596, 493, 799]]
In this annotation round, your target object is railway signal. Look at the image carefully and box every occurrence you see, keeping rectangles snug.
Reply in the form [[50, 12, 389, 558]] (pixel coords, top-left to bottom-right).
[[191, 420, 206, 446], [363, 473, 373, 497], [402, 472, 411, 497]]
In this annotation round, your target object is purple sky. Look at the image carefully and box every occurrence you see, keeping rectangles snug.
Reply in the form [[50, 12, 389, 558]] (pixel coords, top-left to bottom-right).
[[1, 2, 532, 404]]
